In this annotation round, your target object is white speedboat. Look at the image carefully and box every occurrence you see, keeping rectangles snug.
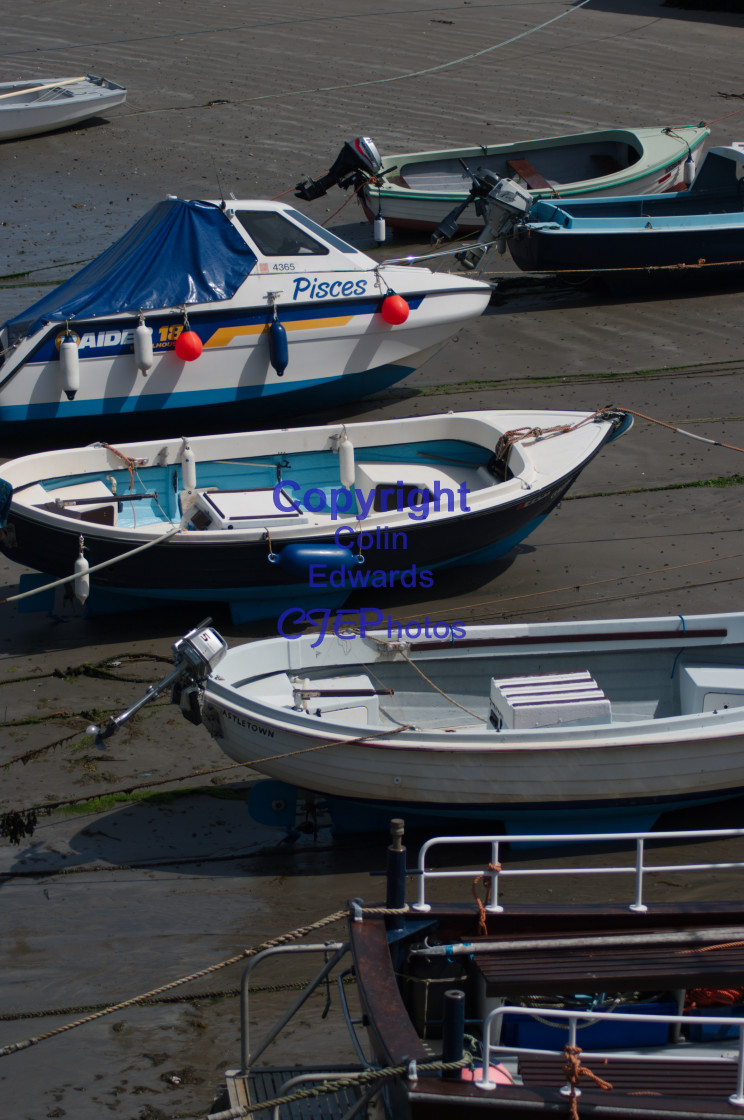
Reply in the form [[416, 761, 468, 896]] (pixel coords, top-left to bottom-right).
[[0, 75, 126, 141], [0, 198, 491, 433]]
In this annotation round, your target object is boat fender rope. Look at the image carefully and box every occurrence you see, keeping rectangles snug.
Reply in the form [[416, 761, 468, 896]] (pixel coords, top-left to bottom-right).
[[563, 1045, 613, 1120], [264, 526, 277, 562], [472, 863, 501, 936]]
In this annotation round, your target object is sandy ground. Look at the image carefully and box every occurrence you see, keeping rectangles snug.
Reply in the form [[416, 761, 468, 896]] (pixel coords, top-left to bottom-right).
[[3, 1, 744, 1118]]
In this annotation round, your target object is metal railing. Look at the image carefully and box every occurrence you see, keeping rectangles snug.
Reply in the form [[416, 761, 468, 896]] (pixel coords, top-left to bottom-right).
[[411, 827, 744, 913], [476, 1004, 744, 1107]]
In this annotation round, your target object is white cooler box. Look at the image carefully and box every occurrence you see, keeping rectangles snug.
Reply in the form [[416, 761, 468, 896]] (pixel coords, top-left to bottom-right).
[[490, 669, 611, 730]]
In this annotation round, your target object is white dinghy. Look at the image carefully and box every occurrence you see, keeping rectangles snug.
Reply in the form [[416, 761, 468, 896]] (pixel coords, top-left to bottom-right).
[[0, 75, 126, 141], [95, 611, 744, 837]]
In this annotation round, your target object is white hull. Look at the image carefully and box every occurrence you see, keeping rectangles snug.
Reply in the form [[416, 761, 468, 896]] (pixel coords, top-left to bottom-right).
[[197, 611, 744, 819], [0, 75, 126, 140], [363, 126, 709, 232], [0, 198, 491, 428]]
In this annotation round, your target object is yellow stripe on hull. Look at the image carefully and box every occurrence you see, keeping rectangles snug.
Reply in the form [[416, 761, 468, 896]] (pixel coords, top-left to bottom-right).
[[205, 315, 355, 348]]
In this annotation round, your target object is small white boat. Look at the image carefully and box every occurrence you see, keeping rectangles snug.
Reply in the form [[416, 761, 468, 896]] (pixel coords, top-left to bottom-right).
[[0, 75, 126, 141], [0, 198, 491, 433], [296, 126, 709, 234], [198, 610, 744, 836], [96, 611, 744, 836], [0, 408, 628, 622]]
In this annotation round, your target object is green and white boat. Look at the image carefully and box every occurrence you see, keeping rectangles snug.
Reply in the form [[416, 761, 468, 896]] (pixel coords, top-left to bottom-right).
[[298, 125, 709, 234]]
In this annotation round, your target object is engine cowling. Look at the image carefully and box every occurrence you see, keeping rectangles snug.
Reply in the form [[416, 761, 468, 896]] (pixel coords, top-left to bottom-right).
[[296, 137, 382, 200]]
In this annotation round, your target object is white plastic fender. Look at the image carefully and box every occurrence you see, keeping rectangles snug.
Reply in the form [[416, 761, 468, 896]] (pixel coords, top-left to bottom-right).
[[374, 212, 386, 243], [180, 439, 197, 491], [74, 553, 90, 604], [339, 436, 355, 489], [134, 322, 154, 373], [683, 153, 695, 186], [60, 335, 80, 400]]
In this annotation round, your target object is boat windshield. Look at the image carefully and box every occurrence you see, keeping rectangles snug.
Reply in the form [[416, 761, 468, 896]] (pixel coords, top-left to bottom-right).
[[235, 211, 330, 256], [285, 208, 362, 254]]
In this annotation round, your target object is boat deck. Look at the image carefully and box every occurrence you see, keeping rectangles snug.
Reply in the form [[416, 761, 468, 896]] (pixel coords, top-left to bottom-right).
[[473, 931, 744, 996], [224, 1064, 368, 1119]]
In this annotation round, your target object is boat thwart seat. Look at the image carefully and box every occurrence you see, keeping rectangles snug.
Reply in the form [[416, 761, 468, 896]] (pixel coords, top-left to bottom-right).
[[506, 159, 553, 191]]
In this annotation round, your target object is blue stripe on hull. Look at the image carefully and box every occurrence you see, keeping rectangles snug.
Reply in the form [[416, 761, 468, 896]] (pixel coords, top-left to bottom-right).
[[0, 362, 416, 427]]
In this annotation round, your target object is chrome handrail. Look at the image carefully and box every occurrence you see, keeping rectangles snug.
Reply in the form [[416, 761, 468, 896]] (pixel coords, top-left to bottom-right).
[[411, 827, 744, 913]]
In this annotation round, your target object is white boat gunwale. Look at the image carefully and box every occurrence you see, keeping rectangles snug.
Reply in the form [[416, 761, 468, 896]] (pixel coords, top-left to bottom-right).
[[203, 614, 744, 751], [2, 408, 621, 544]]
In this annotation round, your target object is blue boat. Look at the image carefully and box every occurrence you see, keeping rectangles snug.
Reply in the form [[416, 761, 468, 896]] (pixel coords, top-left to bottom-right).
[[506, 143, 744, 290]]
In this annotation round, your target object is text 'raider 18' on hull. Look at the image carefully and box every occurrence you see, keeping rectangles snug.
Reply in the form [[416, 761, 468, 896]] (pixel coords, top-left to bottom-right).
[[0, 198, 491, 433]]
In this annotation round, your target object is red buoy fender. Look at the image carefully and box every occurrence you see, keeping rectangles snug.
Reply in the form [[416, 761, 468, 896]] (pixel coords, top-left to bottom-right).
[[175, 330, 203, 361], [381, 294, 410, 324]]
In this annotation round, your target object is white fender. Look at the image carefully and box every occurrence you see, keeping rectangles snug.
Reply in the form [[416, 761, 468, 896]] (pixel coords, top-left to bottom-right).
[[339, 436, 355, 489], [180, 438, 197, 491], [60, 335, 80, 400], [683, 153, 695, 186], [74, 553, 90, 604], [134, 322, 154, 373]]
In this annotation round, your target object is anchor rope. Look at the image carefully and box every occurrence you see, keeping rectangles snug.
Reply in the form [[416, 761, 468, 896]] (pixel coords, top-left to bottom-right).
[[472, 862, 501, 936], [0, 904, 409, 1057], [0, 722, 413, 845], [0, 524, 182, 606], [1, 974, 359, 1023]]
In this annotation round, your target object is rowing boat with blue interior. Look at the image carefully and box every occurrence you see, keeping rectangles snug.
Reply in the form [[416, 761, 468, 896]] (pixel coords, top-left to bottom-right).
[[0, 408, 628, 622]]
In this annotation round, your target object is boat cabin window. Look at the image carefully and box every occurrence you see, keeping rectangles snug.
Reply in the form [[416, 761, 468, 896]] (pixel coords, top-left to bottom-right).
[[285, 208, 362, 254], [235, 211, 330, 256]]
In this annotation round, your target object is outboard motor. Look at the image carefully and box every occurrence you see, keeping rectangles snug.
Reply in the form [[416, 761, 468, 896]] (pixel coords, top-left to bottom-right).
[[296, 136, 383, 200], [86, 620, 228, 746], [432, 164, 535, 271]]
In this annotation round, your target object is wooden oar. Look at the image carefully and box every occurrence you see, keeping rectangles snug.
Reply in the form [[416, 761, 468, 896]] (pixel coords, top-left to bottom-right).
[[0, 77, 87, 101]]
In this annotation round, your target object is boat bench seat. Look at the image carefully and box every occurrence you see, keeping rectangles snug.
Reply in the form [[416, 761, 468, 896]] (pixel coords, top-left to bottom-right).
[[506, 159, 552, 191], [679, 665, 744, 714], [473, 935, 744, 997], [35, 480, 117, 527]]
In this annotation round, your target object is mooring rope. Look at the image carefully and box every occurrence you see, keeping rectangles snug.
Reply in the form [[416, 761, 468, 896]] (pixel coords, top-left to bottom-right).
[[0, 904, 408, 1057], [202, 1054, 471, 1120], [0, 524, 181, 605], [563, 1045, 613, 1120]]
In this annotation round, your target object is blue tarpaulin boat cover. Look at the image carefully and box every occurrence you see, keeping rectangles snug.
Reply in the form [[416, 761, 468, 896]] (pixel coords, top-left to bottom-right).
[[5, 199, 258, 344]]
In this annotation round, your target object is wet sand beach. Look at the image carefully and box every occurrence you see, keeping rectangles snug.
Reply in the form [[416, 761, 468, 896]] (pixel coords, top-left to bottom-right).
[[3, 1, 744, 1117]]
